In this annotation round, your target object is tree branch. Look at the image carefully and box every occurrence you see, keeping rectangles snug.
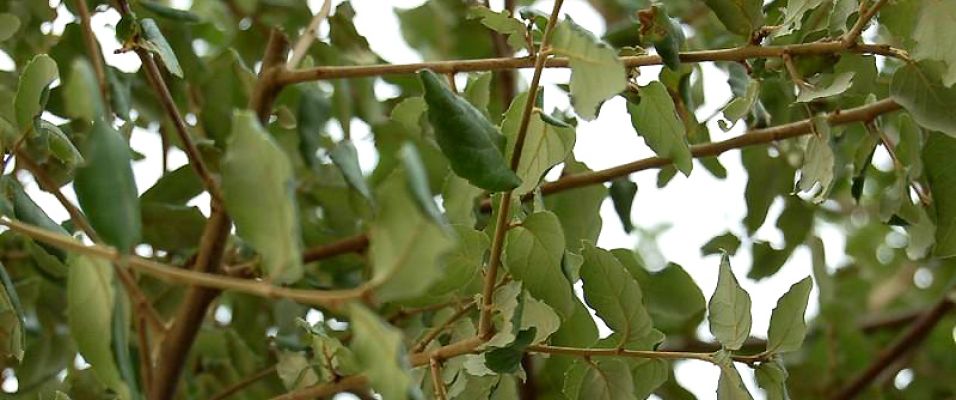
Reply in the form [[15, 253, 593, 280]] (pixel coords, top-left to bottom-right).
[[268, 375, 369, 400], [412, 302, 476, 353], [478, 0, 564, 341], [300, 98, 904, 260], [288, 0, 332, 68], [209, 365, 278, 400], [276, 42, 903, 84], [830, 294, 954, 400], [0, 218, 368, 308], [429, 358, 449, 400], [842, 0, 890, 47]]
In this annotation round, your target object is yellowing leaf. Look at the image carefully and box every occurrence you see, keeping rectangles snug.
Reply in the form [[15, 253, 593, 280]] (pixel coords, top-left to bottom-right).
[[708, 254, 752, 350], [551, 19, 625, 120], [627, 81, 693, 175], [222, 111, 303, 284]]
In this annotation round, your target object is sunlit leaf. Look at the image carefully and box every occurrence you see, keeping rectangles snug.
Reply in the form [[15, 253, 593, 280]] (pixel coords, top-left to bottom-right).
[[708, 254, 752, 350], [139, 18, 183, 78], [627, 81, 693, 175], [551, 19, 626, 120]]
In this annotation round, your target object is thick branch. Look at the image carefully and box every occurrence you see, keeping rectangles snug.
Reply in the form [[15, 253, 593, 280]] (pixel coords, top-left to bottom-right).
[[301, 98, 904, 260], [288, 0, 332, 68], [830, 295, 954, 400], [277, 42, 902, 84]]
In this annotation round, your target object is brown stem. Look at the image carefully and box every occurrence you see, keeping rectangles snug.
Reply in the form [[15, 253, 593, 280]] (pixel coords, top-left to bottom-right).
[[429, 358, 449, 400], [136, 315, 153, 395], [73, 0, 111, 114], [268, 375, 370, 400], [830, 295, 954, 400], [288, 0, 332, 68], [300, 98, 904, 260], [527, 344, 714, 363], [412, 302, 476, 353], [842, 0, 889, 47], [277, 42, 902, 84], [478, 0, 564, 341], [209, 365, 278, 400]]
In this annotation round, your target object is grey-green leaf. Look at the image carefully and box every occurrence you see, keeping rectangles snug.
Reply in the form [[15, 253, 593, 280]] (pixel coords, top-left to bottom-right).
[[348, 303, 413, 400], [330, 140, 373, 202], [703, 0, 764, 37], [755, 358, 791, 400], [0, 262, 25, 362], [0, 13, 20, 41], [74, 118, 142, 251], [222, 111, 303, 284], [795, 117, 835, 203], [502, 92, 576, 194], [140, 18, 183, 78], [419, 69, 521, 191], [68, 255, 128, 398], [64, 59, 105, 121], [891, 62, 956, 137], [504, 211, 576, 319], [369, 173, 455, 302], [922, 132, 956, 257], [609, 178, 637, 233], [708, 254, 752, 350], [568, 358, 638, 400], [551, 19, 626, 120], [15, 54, 58, 131], [766, 276, 812, 353], [796, 72, 855, 103], [717, 360, 755, 400], [581, 244, 662, 349], [627, 81, 693, 175], [468, 6, 528, 51]]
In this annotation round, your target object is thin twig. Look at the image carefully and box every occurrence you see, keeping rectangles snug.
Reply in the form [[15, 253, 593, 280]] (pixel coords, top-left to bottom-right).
[[830, 294, 954, 400], [276, 42, 903, 84], [429, 358, 449, 400], [478, 0, 565, 341], [299, 98, 904, 261], [136, 315, 153, 394], [412, 302, 476, 353], [842, 0, 889, 47], [209, 365, 278, 400], [288, 0, 332, 68], [73, 0, 111, 114], [268, 375, 369, 400], [0, 218, 368, 308], [865, 121, 932, 205]]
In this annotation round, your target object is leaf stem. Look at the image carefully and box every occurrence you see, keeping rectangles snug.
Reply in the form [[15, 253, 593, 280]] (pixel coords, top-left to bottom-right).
[[478, 0, 565, 340], [208, 365, 278, 400]]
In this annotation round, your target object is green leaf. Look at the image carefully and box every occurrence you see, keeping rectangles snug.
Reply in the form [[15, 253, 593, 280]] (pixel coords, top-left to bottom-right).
[[0, 13, 21, 41], [141, 203, 206, 251], [755, 358, 791, 400], [276, 351, 320, 390], [922, 132, 956, 257], [64, 59, 105, 121], [741, 147, 795, 234], [775, 0, 827, 37], [619, 252, 706, 335], [566, 358, 638, 400], [501, 92, 576, 194], [520, 293, 561, 344], [348, 303, 413, 400], [15, 54, 58, 131], [551, 19, 626, 120], [720, 79, 761, 131], [467, 6, 528, 51], [708, 254, 752, 350], [545, 159, 606, 249], [464, 72, 494, 117], [441, 173, 483, 226], [419, 69, 521, 191], [609, 178, 637, 233], [637, 5, 685, 70], [795, 117, 835, 203], [581, 244, 663, 349], [329, 140, 373, 202], [140, 0, 201, 23], [702, 232, 742, 256], [766, 276, 812, 353], [504, 211, 576, 319], [631, 359, 669, 399], [222, 111, 303, 283], [74, 118, 142, 252], [1, 176, 70, 240], [485, 328, 535, 373], [0, 262, 26, 362], [716, 356, 754, 400], [427, 225, 488, 298], [140, 165, 204, 205], [369, 173, 455, 303], [795, 72, 855, 102], [68, 255, 128, 398], [703, 0, 764, 37], [627, 81, 693, 175], [912, 0, 956, 87], [139, 18, 183, 78], [297, 87, 331, 170], [891, 62, 956, 137], [399, 142, 444, 224]]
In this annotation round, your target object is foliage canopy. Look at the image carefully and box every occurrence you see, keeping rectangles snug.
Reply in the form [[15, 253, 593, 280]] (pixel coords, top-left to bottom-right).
[[0, 0, 954, 399]]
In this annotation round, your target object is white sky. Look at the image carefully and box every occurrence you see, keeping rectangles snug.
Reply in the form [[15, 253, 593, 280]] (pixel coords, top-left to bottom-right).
[[2, 0, 904, 398]]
